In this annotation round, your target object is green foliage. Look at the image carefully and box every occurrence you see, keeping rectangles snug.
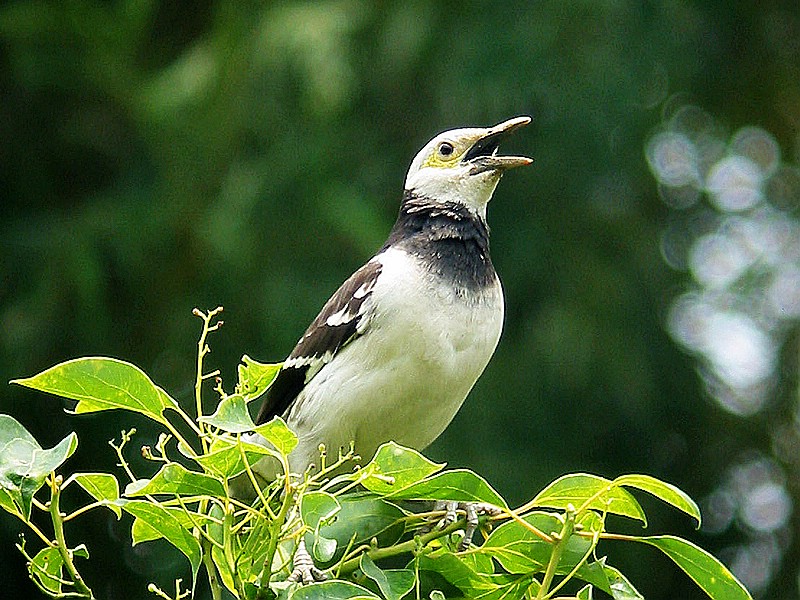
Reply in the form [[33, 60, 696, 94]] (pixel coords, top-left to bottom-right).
[[4, 1, 799, 595], [1, 310, 751, 600], [0, 415, 78, 519], [12, 358, 180, 426]]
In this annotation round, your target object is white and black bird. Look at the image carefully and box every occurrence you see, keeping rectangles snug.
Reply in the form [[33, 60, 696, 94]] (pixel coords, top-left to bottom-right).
[[252, 116, 532, 482]]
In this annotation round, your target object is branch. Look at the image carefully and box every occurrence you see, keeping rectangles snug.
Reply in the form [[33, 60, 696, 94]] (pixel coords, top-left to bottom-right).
[[49, 475, 95, 599]]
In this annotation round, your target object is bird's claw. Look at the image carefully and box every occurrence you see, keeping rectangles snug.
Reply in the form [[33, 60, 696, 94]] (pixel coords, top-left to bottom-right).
[[287, 540, 327, 584], [433, 500, 502, 551]]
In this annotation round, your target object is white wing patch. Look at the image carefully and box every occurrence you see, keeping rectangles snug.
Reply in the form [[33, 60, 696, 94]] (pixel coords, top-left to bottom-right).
[[281, 258, 383, 384]]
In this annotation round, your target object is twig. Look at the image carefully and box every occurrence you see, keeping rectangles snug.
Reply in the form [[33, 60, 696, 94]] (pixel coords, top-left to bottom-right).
[[192, 307, 224, 454], [334, 517, 468, 577], [535, 505, 576, 600], [49, 475, 94, 599]]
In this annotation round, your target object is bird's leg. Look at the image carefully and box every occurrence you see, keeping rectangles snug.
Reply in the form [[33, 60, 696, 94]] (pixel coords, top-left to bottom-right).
[[431, 500, 502, 551], [287, 539, 327, 584], [462, 502, 480, 550], [435, 500, 459, 527]]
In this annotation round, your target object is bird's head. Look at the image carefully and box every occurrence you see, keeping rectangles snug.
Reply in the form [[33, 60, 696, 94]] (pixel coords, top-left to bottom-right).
[[404, 116, 533, 217]]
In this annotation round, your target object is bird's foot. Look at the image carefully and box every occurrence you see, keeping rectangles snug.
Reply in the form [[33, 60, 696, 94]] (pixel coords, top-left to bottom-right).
[[287, 539, 327, 584], [433, 500, 503, 551]]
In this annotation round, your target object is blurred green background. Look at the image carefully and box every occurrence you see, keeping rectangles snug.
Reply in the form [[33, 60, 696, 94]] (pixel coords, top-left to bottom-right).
[[2, 1, 800, 598]]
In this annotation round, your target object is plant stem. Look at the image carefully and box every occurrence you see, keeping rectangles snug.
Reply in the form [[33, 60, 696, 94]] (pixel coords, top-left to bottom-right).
[[239, 440, 270, 509], [109, 428, 139, 483], [222, 502, 249, 599], [502, 506, 554, 543], [49, 475, 95, 599], [546, 518, 602, 599], [262, 484, 296, 582], [202, 537, 223, 600], [193, 307, 223, 454], [536, 505, 576, 600], [335, 518, 466, 577], [173, 405, 204, 439], [9, 501, 53, 546], [23, 519, 54, 547], [63, 501, 104, 522]]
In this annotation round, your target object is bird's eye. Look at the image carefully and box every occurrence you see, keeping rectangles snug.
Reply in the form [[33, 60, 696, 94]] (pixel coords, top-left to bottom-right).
[[438, 142, 454, 157]]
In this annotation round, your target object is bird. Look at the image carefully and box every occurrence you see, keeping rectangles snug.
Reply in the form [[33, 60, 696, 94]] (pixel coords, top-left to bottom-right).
[[250, 116, 532, 486]]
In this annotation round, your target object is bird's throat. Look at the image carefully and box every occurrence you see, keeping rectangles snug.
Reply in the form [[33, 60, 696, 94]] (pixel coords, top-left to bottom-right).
[[383, 191, 496, 291]]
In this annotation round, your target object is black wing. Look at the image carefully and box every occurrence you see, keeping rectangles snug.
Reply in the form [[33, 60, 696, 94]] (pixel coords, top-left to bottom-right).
[[255, 259, 383, 425]]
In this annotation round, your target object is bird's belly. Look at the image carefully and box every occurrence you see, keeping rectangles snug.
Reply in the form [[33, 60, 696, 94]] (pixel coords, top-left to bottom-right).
[[287, 248, 503, 471]]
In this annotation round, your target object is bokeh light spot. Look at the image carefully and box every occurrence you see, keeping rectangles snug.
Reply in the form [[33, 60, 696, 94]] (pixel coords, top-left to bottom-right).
[[740, 481, 792, 533], [645, 131, 700, 189], [706, 155, 764, 212], [767, 266, 800, 319], [649, 104, 800, 424], [701, 311, 774, 391], [730, 127, 781, 177], [688, 232, 754, 288]]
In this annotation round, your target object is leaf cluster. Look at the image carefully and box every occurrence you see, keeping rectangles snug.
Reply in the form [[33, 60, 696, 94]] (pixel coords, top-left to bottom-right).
[[1, 309, 752, 600]]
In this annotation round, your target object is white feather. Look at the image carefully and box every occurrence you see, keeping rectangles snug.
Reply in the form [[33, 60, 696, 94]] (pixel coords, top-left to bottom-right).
[[282, 246, 504, 473]]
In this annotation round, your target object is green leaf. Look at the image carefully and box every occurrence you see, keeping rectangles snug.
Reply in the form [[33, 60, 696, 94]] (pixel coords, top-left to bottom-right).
[[302, 491, 341, 562], [288, 580, 380, 599], [360, 554, 415, 600], [204, 503, 229, 583], [0, 488, 19, 516], [472, 576, 539, 600], [634, 535, 753, 600], [11, 357, 179, 425], [575, 557, 644, 600], [199, 394, 255, 433], [417, 551, 537, 599], [361, 442, 444, 495], [29, 547, 64, 594], [577, 584, 593, 600], [532, 473, 646, 524], [310, 534, 338, 564], [479, 513, 551, 574], [235, 514, 274, 584], [302, 491, 341, 528], [130, 505, 201, 545], [480, 511, 592, 575], [460, 550, 496, 576], [0, 415, 78, 518], [417, 550, 485, 592], [131, 516, 165, 545], [237, 355, 282, 401], [27, 544, 90, 594], [120, 499, 202, 580], [125, 463, 225, 498], [601, 563, 644, 600], [194, 435, 279, 479], [315, 495, 404, 565], [211, 542, 238, 596], [253, 416, 298, 456], [386, 469, 507, 508], [613, 474, 701, 527], [417, 550, 505, 597], [31, 433, 78, 474], [71, 472, 121, 517], [0, 414, 37, 447]]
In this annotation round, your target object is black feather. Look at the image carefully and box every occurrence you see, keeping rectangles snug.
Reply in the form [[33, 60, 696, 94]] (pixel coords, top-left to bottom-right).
[[385, 191, 495, 290], [255, 260, 382, 424], [254, 364, 307, 425]]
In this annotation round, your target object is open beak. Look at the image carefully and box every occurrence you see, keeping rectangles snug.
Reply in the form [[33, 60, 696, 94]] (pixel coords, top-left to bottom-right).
[[463, 116, 534, 174]]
